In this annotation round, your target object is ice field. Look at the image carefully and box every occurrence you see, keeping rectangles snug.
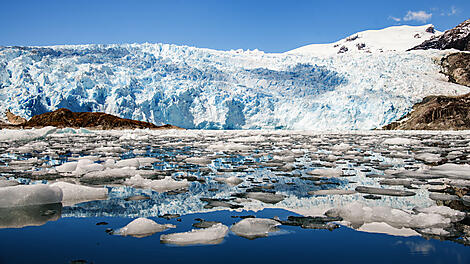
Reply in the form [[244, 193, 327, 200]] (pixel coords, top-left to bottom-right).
[[0, 128, 470, 263]]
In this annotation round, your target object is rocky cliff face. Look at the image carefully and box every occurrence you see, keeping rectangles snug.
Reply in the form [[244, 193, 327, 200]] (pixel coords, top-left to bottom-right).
[[383, 93, 470, 130], [410, 19, 470, 51], [5, 110, 27, 125], [441, 53, 470, 87], [2, 108, 182, 130]]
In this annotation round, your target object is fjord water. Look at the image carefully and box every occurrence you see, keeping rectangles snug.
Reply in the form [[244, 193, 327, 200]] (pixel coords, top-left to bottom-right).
[[1, 129, 470, 263]]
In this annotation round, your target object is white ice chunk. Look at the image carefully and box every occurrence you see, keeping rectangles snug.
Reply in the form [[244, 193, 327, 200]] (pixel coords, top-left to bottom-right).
[[415, 153, 442, 163], [0, 184, 62, 208], [245, 192, 285, 204], [184, 157, 212, 165], [55, 161, 78, 173], [117, 218, 175, 237], [0, 127, 56, 142], [383, 138, 419, 145], [308, 189, 356, 195], [231, 218, 280, 239], [0, 179, 19, 187], [325, 202, 457, 231], [50, 182, 108, 206], [160, 223, 228, 245], [307, 168, 343, 178], [214, 176, 243, 185]]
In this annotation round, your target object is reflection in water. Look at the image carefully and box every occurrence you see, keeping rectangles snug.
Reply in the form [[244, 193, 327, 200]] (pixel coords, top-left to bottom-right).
[[395, 240, 436, 255], [0, 203, 62, 229]]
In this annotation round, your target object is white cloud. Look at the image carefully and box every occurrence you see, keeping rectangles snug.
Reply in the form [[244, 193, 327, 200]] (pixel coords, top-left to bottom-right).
[[389, 16, 401, 22], [447, 6, 459, 16], [403, 11, 433, 23]]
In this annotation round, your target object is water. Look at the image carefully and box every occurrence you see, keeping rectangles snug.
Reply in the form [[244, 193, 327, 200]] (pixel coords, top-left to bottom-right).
[[1, 129, 469, 263]]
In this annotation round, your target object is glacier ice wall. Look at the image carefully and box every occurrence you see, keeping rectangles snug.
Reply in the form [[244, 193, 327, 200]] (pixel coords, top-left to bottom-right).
[[0, 44, 468, 129]]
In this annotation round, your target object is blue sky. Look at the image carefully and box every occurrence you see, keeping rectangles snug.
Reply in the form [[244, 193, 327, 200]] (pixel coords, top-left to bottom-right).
[[0, 0, 468, 52]]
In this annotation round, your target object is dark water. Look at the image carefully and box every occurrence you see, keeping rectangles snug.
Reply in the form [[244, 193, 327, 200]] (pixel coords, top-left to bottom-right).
[[0, 208, 468, 264]]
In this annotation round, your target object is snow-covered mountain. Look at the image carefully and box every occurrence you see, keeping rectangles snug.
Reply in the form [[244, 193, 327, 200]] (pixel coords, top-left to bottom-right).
[[0, 24, 468, 130], [287, 24, 439, 56]]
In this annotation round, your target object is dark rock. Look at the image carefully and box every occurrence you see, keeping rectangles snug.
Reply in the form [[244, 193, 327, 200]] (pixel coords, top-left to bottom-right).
[[192, 219, 220, 228], [441, 53, 470, 87], [12, 108, 182, 130], [200, 198, 243, 209], [159, 213, 180, 220], [96, 222, 108, 226], [410, 19, 470, 51], [363, 194, 382, 200], [124, 195, 150, 201], [383, 93, 470, 130], [279, 216, 341, 231]]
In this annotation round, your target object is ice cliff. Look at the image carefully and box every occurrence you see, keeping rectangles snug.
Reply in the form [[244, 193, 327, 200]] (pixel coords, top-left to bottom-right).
[[0, 25, 468, 129]]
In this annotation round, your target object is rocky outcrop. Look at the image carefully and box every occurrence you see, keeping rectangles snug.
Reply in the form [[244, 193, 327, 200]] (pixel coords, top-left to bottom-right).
[[1, 108, 182, 130], [410, 19, 470, 51], [385, 19, 470, 130], [441, 53, 470, 87], [383, 93, 470, 130], [5, 110, 27, 125]]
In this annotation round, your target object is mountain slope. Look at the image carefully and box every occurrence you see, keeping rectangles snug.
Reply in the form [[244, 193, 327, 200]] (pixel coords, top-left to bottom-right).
[[287, 25, 439, 56], [0, 25, 468, 130], [410, 19, 470, 51]]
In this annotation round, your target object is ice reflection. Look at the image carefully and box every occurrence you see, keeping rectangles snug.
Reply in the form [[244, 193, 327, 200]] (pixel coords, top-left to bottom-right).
[[0, 203, 62, 229]]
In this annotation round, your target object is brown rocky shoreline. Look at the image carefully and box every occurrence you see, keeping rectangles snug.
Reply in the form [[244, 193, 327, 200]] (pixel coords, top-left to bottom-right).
[[0, 108, 182, 130]]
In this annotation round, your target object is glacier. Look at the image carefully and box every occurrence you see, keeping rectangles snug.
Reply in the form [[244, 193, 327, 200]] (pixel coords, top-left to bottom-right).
[[0, 25, 469, 129]]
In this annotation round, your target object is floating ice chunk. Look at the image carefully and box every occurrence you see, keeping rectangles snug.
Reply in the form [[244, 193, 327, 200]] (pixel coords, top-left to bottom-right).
[[245, 192, 286, 204], [83, 167, 138, 179], [214, 176, 243, 185], [113, 158, 158, 168], [0, 184, 63, 208], [331, 143, 351, 151], [231, 218, 280, 239], [124, 175, 189, 192], [117, 218, 175, 238], [413, 206, 466, 222], [0, 179, 19, 187], [308, 189, 356, 195], [355, 186, 415, 196], [428, 163, 470, 179], [115, 158, 140, 168], [307, 168, 343, 178], [184, 157, 212, 165], [119, 133, 149, 141], [94, 146, 125, 153], [415, 153, 442, 163], [383, 138, 419, 145], [325, 202, 456, 231], [74, 159, 104, 176], [208, 143, 252, 152], [428, 193, 460, 201], [419, 227, 450, 237], [50, 182, 108, 206], [160, 223, 229, 246], [55, 161, 78, 173], [0, 127, 56, 142]]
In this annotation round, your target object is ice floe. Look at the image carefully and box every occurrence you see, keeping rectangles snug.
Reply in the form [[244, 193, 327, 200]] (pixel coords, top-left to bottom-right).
[[117, 217, 175, 238], [50, 182, 108, 206], [0, 184, 63, 208], [231, 218, 280, 239], [160, 223, 229, 246]]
